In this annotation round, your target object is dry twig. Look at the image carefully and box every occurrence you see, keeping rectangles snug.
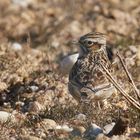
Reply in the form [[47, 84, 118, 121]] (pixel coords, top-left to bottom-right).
[[99, 63, 140, 111], [116, 52, 140, 100]]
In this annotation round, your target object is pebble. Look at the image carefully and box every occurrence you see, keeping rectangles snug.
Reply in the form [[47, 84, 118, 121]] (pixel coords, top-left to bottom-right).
[[0, 81, 7, 91], [42, 119, 57, 130], [128, 45, 137, 53], [84, 123, 103, 138], [56, 124, 73, 132], [29, 85, 39, 92], [11, 42, 22, 51], [75, 113, 86, 121], [11, 110, 26, 124], [60, 53, 79, 74], [15, 101, 25, 106], [103, 122, 115, 134], [51, 41, 60, 48], [0, 111, 15, 123]]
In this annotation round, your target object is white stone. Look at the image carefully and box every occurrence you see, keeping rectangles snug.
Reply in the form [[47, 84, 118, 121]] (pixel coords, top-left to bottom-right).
[[75, 113, 86, 121], [51, 41, 60, 48], [29, 86, 39, 92], [60, 53, 79, 74], [103, 122, 115, 134], [56, 124, 73, 132], [11, 42, 22, 51], [0, 111, 15, 123]]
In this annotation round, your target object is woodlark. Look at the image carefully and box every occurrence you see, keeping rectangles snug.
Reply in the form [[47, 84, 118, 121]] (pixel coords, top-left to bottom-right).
[[68, 32, 117, 103]]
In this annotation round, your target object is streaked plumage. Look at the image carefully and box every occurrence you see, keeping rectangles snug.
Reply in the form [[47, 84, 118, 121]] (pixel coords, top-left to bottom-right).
[[68, 32, 116, 102]]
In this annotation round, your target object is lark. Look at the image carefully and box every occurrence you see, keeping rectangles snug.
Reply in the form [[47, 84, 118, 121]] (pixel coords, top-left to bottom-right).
[[68, 32, 116, 103]]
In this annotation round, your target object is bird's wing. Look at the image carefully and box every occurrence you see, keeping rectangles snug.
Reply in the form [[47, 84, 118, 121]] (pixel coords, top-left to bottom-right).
[[80, 83, 112, 94]]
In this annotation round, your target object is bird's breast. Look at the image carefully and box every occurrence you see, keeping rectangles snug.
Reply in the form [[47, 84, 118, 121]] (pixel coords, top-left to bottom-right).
[[75, 54, 109, 87]]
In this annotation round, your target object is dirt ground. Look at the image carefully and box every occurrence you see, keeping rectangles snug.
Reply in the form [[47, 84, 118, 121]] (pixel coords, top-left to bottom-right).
[[0, 0, 140, 139]]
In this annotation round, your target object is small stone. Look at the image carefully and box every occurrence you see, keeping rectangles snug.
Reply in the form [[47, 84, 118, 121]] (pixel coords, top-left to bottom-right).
[[51, 41, 60, 48], [12, 110, 26, 124], [84, 123, 103, 138], [128, 45, 137, 53], [42, 119, 57, 130], [75, 113, 86, 121], [21, 128, 28, 135], [56, 124, 73, 132], [0, 81, 7, 91], [126, 127, 137, 135], [11, 42, 22, 51], [15, 101, 25, 106], [29, 85, 39, 92], [0, 111, 15, 123], [60, 53, 79, 74], [103, 122, 115, 134]]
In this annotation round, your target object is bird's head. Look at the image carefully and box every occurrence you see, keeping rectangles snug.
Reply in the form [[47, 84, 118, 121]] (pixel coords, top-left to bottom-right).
[[78, 32, 107, 56]]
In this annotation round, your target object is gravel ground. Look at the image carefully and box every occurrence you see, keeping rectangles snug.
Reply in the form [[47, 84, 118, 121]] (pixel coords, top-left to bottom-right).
[[0, 0, 140, 139]]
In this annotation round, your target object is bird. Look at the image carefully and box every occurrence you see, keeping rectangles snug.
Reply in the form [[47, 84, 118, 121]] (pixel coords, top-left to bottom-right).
[[68, 32, 117, 104]]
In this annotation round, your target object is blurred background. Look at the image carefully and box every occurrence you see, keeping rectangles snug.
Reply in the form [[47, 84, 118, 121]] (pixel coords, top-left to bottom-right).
[[1, 0, 140, 54]]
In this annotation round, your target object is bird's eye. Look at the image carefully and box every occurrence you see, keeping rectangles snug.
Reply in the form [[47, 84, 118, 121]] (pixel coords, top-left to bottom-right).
[[87, 41, 93, 46]]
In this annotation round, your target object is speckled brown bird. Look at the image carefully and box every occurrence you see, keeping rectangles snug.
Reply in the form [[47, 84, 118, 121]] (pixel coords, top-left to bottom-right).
[[68, 32, 116, 103]]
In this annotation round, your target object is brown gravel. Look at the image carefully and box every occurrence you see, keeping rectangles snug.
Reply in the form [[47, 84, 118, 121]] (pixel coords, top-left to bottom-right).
[[0, 0, 140, 139]]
